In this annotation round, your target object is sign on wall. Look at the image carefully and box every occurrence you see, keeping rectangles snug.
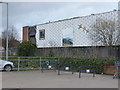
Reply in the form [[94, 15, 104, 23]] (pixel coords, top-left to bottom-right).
[[62, 28, 73, 46]]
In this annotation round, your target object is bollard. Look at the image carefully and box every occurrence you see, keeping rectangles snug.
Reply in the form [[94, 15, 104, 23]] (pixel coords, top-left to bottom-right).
[[72, 67, 74, 74], [58, 64, 60, 75], [79, 66, 82, 78], [39, 57, 43, 73], [41, 63, 43, 73], [93, 69, 95, 77], [55, 60, 57, 72], [57, 58, 60, 75], [71, 62, 74, 74], [58, 68, 60, 75], [79, 69, 81, 78], [41, 58, 44, 73]]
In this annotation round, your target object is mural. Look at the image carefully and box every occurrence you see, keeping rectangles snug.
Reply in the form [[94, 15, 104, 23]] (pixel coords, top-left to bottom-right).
[[78, 24, 89, 32], [62, 28, 73, 46]]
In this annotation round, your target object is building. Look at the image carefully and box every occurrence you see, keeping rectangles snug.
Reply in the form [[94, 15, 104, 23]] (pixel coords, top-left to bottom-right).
[[23, 26, 36, 43], [23, 10, 118, 48], [2, 39, 20, 49], [23, 26, 29, 41]]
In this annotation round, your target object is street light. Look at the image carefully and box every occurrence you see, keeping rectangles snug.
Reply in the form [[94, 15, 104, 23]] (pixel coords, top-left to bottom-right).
[[0, 2, 8, 60]]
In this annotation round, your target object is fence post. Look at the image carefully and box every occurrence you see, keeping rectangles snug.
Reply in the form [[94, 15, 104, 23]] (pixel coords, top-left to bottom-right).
[[71, 61, 74, 74], [55, 59, 57, 72], [39, 57, 42, 72], [18, 57, 20, 71], [40, 57, 43, 73], [93, 69, 95, 77], [79, 68, 81, 78], [58, 58, 60, 75]]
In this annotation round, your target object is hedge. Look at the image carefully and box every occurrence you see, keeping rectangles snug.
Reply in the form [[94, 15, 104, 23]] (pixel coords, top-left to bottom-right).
[[1, 56, 115, 73], [59, 57, 115, 74]]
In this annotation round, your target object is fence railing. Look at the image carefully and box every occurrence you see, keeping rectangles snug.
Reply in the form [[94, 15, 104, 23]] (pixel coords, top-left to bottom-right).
[[0, 56, 116, 77], [0, 56, 59, 71]]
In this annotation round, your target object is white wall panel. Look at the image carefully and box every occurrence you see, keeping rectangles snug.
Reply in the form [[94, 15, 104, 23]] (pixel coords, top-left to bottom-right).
[[36, 11, 117, 48]]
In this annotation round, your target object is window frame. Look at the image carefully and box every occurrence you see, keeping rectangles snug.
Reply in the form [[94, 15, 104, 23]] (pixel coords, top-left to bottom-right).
[[39, 29, 45, 40]]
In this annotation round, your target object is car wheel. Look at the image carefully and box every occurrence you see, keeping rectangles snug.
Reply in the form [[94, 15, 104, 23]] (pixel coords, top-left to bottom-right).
[[4, 65, 12, 72]]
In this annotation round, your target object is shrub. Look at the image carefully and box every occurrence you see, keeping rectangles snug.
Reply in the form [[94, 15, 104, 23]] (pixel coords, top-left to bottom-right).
[[59, 57, 114, 74], [18, 41, 37, 56]]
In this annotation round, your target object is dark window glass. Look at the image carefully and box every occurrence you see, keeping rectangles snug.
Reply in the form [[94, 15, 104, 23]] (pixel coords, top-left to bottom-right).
[[39, 30, 45, 40]]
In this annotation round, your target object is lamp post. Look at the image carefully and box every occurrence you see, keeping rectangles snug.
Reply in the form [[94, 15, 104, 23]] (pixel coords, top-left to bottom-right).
[[0, 2, 8, 60]]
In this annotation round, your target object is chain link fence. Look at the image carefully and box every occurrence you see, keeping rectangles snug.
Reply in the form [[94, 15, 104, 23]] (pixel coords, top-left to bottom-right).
[[0, 56, 59, 71]]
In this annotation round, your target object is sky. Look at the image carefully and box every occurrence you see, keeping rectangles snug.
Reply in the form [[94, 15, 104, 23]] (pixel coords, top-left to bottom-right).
[[0, 2, 118, 41]]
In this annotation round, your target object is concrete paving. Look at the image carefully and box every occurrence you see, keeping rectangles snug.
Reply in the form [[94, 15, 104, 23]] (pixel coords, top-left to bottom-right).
[[2, 70, 118, 88]]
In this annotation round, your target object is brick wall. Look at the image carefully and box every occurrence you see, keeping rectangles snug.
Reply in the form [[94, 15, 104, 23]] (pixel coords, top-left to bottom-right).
[[23, 26, 29, 41], [104, 64, 116, 75]]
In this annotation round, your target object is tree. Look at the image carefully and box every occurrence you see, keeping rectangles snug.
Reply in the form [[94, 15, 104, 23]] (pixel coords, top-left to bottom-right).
[[90, 19, 120, 46], [2, 26, 19, 49], [18, 41, 37, 56]]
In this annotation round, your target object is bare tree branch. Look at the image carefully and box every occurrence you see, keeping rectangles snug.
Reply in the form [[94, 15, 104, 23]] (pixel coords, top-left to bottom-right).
[[90, 18, 119, 46], [2, 25, 19, 49]]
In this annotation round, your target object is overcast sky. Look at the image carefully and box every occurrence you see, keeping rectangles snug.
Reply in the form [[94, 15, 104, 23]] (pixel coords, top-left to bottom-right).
[[0, 2, 118, 41]]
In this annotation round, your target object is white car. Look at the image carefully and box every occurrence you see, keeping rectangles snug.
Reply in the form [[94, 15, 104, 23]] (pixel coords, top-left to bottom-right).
[[0, 60, 14, 71]]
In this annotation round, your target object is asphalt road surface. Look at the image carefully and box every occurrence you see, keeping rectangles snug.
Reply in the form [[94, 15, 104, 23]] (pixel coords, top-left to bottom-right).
[[2, 70, 118, 88]]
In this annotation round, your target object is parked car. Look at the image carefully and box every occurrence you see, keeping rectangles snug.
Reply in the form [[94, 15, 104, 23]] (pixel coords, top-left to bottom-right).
[[0, 59, 14, 71]]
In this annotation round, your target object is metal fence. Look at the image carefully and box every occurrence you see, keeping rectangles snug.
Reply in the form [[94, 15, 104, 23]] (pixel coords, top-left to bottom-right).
[[0, 56, 59, 71]]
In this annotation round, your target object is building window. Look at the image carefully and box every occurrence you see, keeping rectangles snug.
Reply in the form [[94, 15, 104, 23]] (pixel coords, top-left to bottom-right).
[[39, 29, 45, 40]]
